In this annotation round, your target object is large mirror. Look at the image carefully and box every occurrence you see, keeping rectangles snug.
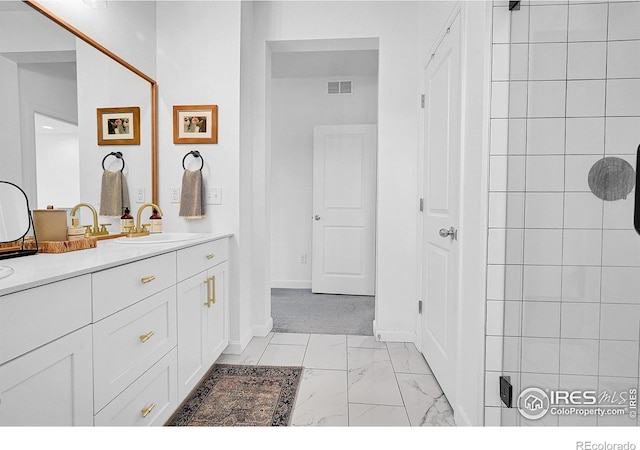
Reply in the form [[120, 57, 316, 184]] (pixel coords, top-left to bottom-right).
[[0, 0, 157, 223]]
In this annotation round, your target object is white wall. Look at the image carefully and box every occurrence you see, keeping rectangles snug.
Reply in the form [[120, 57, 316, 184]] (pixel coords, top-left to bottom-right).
[[37, 0, 157, 79], [270, 75, 378, 288], [245, 0, 422, 342], [156, 1, 244, 349]]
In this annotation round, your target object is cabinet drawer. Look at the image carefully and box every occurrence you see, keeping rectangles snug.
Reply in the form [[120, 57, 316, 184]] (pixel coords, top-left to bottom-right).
[[93, 252, 176, 321], [93, 287, 176, 413], [94, 348, 178, 426], [177, 238, 228, 282], [0, 275, 91, 365]]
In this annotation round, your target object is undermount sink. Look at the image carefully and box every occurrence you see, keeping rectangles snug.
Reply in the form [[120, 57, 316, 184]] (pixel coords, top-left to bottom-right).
[[0, 265, 14, 280], [113, 233, 203, 245]]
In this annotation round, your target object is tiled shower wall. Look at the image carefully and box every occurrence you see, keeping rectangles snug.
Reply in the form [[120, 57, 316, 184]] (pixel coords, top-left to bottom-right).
[[485, 0, 640, 426]]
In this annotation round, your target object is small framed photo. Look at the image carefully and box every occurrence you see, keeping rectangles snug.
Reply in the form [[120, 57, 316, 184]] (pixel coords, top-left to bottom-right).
[[97, 106, 140, 145], [173, 104, 218, 144]]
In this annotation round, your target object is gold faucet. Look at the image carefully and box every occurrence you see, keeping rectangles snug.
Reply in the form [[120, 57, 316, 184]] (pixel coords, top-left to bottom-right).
[[70, 203, 110, 237], [127, 203, 163, 238]]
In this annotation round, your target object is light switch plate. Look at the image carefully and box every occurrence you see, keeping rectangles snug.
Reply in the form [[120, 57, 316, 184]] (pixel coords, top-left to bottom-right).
[[170, 187, 180, 203], [206, 187, 222, 205], [135, 187, 145, 203]]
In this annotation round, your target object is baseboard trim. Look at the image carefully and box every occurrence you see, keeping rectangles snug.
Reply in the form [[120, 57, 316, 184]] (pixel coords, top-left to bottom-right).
[[271, 280, 312, 289], [223, 328, 254, 355], [253, 317, 274, 337], [372, 320, 416, 343]]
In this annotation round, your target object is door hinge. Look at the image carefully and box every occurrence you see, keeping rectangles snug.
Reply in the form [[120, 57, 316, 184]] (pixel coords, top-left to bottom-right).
[[419, 198, 424, 212], [418, 300, 423, 314], [420, 94, 425, 109]]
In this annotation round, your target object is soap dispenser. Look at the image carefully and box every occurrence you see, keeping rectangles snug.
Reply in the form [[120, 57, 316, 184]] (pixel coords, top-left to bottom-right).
[[149, 208, 162, 234], [120, 207, 133, 233]]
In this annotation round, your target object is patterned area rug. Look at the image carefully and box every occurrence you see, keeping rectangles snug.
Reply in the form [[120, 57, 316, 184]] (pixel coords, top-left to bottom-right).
[[167, 364, 303, 426]]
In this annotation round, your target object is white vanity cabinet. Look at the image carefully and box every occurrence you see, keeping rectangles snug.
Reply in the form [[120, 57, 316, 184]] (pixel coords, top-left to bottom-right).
[[0, 276, 93, 426], [176, 239, 229, 400], [0, 234, 231, 426]]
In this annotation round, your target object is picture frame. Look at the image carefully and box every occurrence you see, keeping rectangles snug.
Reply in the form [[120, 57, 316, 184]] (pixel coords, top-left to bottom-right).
[[173, 104, 218, 144], [97, 106, 140, 145]]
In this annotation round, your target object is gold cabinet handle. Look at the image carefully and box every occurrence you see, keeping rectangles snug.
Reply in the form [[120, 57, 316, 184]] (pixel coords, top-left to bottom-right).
[[206, 253, 215, 260], [139, 331, 155, 343], [141, 403, 156, 418], [211, 275, 216, 304], [141, 275, 156, 284], [203, 276, 212, 308]]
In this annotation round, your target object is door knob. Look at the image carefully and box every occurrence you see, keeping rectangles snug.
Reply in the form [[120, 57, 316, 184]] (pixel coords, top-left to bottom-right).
[[439, 227, 458, 241], [314, 215, 321, 221]]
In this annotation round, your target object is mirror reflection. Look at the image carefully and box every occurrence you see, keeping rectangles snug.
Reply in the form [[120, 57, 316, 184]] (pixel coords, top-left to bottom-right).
[[0, 1, 155, 224]]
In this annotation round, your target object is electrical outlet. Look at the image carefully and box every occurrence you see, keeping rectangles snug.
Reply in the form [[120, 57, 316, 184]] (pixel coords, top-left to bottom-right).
[[206, 187, 222, 205], [135, 187, 145, 203], [170, 187, 180, 203], [299, 254, 307, 264]]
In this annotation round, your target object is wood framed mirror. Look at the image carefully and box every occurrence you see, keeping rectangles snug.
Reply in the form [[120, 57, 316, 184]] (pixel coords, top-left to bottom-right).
[[0, 1, 157, 208]]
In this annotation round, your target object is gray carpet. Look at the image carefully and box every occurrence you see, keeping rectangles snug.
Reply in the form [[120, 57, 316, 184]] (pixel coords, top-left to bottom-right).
[[271, 288, 374, 336]]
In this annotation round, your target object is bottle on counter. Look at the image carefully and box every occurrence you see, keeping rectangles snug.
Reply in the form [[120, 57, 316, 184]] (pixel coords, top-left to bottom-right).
[[120, 207, 133, 233], [67, 217, 86, 241], [149, 208, 162, 234]]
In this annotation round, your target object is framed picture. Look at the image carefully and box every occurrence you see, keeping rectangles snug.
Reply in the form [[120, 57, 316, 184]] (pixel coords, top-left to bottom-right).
[[97, 106, 140, 145], [173, 104, 218, 144]]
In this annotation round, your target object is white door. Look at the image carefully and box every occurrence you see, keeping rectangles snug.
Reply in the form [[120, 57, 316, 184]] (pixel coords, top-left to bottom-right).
[[420, 14, 461, 407], [312, 125, 377, 295]]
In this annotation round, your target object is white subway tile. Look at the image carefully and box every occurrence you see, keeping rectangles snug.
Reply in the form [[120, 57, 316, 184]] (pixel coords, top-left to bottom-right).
[[486, 336, 504, 371], [562, 265, 602, 303], [491, 119, 509, 155], [607, 40, 640, 79], [529, 43, 567, 80], [504, 300, 523, 336], [526, 118, 565, 155], [599, 340, 639, 378], [608, 1, 640, 41], [510, 81, 529, 118], [605, 117, 640, 156], [524, 229, 563, 265], [523, 265, 562, 301], [525, 192, 564, 228], [567, 80, 606, 117], [602, 267, 640, 304], [528, 81, 566, 118], [484, 406, 502, 425], [603, 230, 640, 266], [493, 4, 512, 44], [492, 43, 511, 81], [489, 192, 507, 228], [565, 155, 601, 192], [506, 229, 525, 264], [607, 79, 640, 117], [503, 336, 522, 372], [510, 44, 529, 81], [561, 303, 601, 339], [488, 229, 507, 264], [508, 119, 527, 155], [526, 155, 565, 191], [568, 2, 608, 42], [505, 265, 524, 301], [511, 5, 531, 44], [559, 339, 599, 375], [563, 229, 603, 266], [600, 304, 640, 341], [603, 193, 634, 230], [487, 301, 505, 336], [485, 371, 504, 407], [567, 42, 607, 80], [564, 192, 603, 229], [566, 117, 605, 155], [522, 301, 561, 337], [506, 192, 526, 228], [491, 81, 510, 118], [522, 337, 560, 373], [487, 264, 506, 300], [529, 4, 569, 43]]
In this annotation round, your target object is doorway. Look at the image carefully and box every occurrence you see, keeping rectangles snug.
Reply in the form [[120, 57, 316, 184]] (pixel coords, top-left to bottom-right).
[[268, 39, 379, 335]]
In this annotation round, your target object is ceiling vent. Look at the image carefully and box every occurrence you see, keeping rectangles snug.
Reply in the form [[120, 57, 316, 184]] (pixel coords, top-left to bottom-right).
[[328, 80, 352, 95]]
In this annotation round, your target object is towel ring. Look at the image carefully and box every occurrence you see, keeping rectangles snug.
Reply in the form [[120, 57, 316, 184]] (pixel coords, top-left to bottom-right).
[[182, 150, 204, 171], [101, 151, 125, 172]]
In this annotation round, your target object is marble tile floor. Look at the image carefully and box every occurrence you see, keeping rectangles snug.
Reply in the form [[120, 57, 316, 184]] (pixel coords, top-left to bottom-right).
[[215, 332, 455, 426]]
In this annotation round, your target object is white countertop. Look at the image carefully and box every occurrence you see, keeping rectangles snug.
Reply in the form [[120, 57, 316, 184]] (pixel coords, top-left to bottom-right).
[[0, 232, 233, 297]]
